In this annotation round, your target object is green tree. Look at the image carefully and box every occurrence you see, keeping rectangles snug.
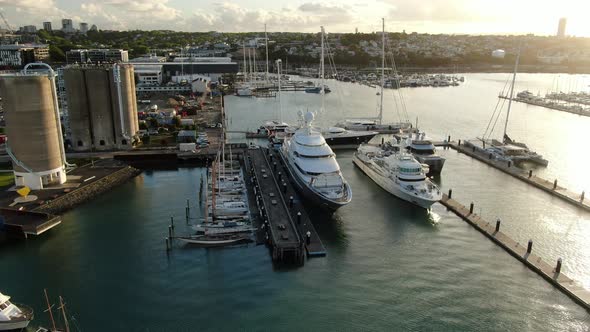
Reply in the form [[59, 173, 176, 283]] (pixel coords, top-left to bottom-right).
[[49, 45, 66, 62]]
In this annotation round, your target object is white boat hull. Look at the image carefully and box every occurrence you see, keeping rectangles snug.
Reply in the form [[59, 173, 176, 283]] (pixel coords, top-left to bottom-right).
[[353, 154, 438, 209], [0, 319, 31, 330]]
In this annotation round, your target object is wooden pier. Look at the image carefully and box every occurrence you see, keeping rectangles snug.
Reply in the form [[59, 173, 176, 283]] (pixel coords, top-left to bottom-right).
[[448, 141, 590, 212], [246, 146, 326, 265], [0, 208, 61, 239], [440, 193, 590, 312]]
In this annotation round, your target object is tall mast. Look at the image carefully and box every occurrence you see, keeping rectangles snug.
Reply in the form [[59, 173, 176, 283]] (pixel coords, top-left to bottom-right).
[[44, 289, 57, 332], [59, 296, 70, 332], [379, 18, 385, 125], [503, 44, 521, 140], [242, 41, 247, 84], [276, 59, 283, 123], [265, 24, 269, 83], [320, 26, 325, 112]]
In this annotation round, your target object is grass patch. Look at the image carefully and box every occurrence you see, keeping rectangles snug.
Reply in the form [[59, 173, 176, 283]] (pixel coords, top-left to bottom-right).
[[0, 172, 14, 187]]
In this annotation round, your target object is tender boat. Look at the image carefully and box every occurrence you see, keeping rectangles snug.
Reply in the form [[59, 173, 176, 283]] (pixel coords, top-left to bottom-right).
[[305, 85, 331, 93], [0, 291, 33, 331], [392, 132, 446, 175], [353, 144, 441, 209], [280, 111, 352, 211], [176, 234, 252, 247]]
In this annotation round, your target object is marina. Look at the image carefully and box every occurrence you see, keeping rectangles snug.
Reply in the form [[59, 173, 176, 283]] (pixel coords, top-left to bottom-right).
[[2, 65, 590, 329]]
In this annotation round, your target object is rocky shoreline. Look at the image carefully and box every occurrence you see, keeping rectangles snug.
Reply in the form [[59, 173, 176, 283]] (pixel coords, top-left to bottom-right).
[[33, 166, 142, 215]]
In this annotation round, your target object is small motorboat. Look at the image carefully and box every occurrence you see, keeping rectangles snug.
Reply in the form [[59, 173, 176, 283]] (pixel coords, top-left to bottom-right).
[[0, 291, 33, 331], [176, 234, 252, 247]]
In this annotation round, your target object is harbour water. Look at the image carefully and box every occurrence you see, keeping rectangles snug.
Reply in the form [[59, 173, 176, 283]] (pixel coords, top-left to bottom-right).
[[2, 73, 590, 330]]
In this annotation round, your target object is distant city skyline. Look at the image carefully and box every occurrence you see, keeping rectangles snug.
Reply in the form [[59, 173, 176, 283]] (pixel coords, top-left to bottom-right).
[[0, 0, 589, 37]]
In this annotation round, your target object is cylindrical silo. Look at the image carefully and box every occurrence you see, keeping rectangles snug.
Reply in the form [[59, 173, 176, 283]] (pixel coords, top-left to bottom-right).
[[64, 68, 92, 151], [0, 73, 67, 190], [109, 64, 137, 149], [127, 65, 140, 136], [85, 68, 115, 150]]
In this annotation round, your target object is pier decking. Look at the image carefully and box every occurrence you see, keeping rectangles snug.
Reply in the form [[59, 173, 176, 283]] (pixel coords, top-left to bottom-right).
[[247, 147, 303, 264], [448, 141, 590, 212], [0, 208, 61, 238], [440, 194, 590, 311], [246, 146, 326, 264]]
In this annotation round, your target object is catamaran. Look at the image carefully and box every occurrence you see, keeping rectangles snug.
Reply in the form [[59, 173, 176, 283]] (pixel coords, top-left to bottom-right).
[[465, 44, 548, 167]]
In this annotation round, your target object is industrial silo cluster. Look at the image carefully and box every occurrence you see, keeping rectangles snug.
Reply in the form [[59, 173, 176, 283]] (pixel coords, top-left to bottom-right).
[[0, 65, 68, 190], [64, 63, 139, 151]]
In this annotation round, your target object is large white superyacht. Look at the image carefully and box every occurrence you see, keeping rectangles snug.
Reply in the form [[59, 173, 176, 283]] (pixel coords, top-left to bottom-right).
[[353, 144, 441, 209], [280, 111, 352, 211]]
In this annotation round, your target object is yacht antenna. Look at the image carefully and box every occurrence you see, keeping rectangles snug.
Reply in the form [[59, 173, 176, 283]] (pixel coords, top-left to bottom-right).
[[503, 43, 521, 141], [379, 18, 385, 125]]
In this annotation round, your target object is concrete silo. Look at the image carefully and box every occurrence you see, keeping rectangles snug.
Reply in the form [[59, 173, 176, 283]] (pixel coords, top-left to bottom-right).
[[64, 68, 92, 151], [110, 64, 138, 149], [0, 65, 68, 190], [64, 64, 139, 151], [86, 68, 116, 150]]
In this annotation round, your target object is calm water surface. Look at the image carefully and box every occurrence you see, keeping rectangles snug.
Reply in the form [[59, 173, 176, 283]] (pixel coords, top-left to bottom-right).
[[2, 73, 590, 331]]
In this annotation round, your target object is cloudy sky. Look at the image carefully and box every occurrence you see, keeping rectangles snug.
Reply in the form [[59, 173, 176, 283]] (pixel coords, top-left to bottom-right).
[[1, 0, 589, 36]]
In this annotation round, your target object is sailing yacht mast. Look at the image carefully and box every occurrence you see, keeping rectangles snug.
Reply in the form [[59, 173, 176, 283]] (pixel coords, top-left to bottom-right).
[[242, 42, 247, 84], [265, 24, 269, 83], [320, 26, 325, 112], [379, 18, 385, 125], [276, 59, 283, 123], [503, 44, 521, 140]]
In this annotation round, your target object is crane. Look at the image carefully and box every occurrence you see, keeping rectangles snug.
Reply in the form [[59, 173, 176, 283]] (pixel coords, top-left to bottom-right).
[[0, 10, 14, 33]]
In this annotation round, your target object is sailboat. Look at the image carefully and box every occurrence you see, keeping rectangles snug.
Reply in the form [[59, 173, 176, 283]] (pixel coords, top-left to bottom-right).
[[305, 30, 330, 94], [236, 41, 253, 97], [465, 45, 548, 166], [336, 19, 412, 133]]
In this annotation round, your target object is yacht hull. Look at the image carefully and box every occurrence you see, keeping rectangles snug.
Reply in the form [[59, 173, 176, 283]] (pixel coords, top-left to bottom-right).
[[0, 318, 31, 330], [280, 152, 350, 212], [414, 155, 446, 175], [324, 132, 378, 149], [352, 154, 438, 209]]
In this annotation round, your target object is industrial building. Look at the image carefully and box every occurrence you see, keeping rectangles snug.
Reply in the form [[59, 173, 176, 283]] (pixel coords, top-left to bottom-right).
[[66, 49, 129, 64], [64, 64, 139, 151], [0, 64, 68, 190], [0, 44, 49, 68]]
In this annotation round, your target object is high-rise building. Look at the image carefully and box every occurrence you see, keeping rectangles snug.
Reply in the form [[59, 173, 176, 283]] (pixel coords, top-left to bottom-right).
[[80, 23, 88, 34], [557, 17, 567, 38], [61, 19, 75, 33], [43, 22, 52, 31], [22, 25, 37, 34], [90, 24, 98, 32]]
